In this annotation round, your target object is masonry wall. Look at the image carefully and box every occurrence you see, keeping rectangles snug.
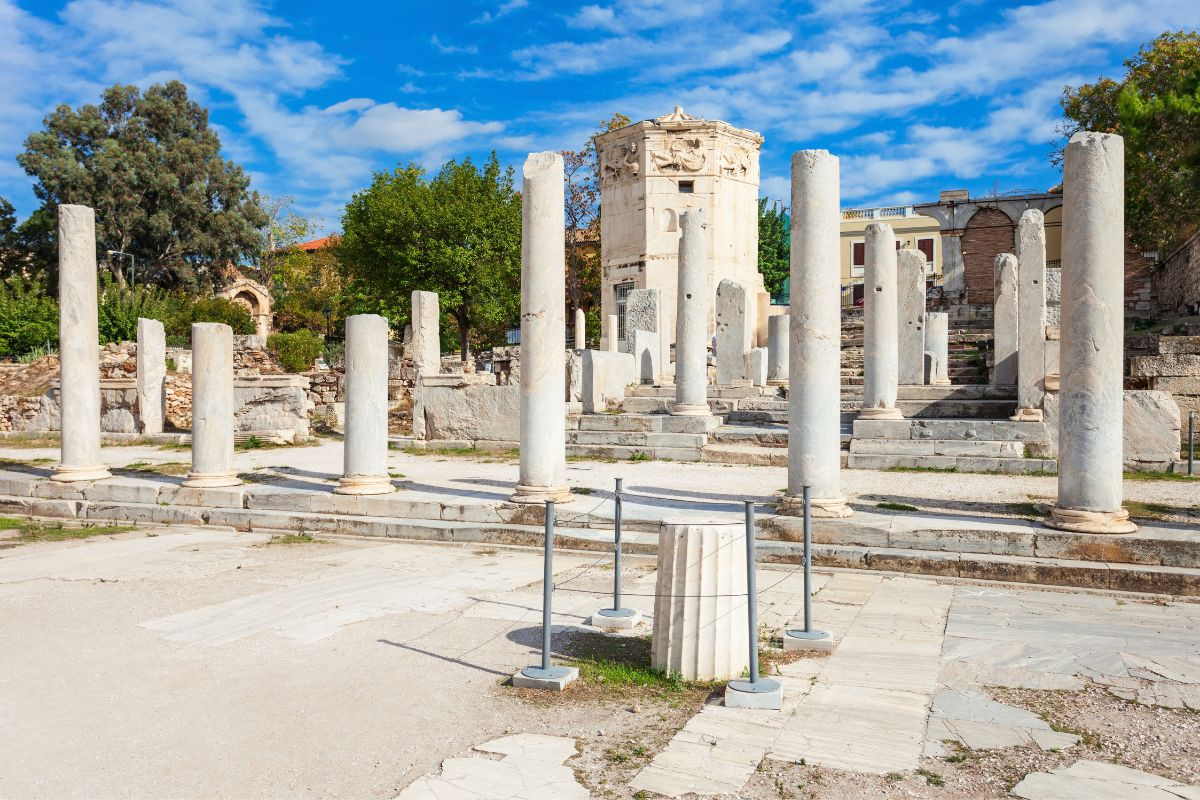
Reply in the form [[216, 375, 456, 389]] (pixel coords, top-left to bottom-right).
[[960, 208, 1015, 306], [1154, 230, 1200, 318]]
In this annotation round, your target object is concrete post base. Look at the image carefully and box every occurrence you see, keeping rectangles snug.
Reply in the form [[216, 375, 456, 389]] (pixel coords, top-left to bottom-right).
[[778, 495, 853, 518], [589, 608, 641, 629], [1045, 507, 1137, 534], [509, 485, 573, 504], [725, 679, 783, 710], [668, 403, 710, 416], [334, 476, 395, 495], [181, 471, 242, 489], [50, 464, 112, 483], [1010, 407, 1045, 422], [782, 629, 834, 653], [857, 406, 904, 420], [511, 666, 579, 691]]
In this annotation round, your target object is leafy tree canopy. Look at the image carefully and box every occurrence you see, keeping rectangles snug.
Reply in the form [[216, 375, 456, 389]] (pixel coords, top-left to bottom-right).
[[339, 151, 521, 360], [757, 197, 790, 297], [1059, 31, 1200, 251], [17, 80, 267, 291]]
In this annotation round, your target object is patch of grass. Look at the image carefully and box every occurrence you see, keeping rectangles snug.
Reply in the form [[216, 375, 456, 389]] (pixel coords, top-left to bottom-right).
[[1007, 501, 1043, 518], [1124, 470, 1195, 482], [915, 768, 945, 787], [0, 516, 26, 529], [571, 486, 594, 495], [473, 547, 498, 556], [877, 501, 919, 512], [568, 454, 618, 463], [1, 521, 135, 549], [885, 772, 904, 782], [883, 465, 957, 474], [157, 441, 192, 452], [259, 533, 321, 546], [1123, 501, 1177, 521], [117, 461, 190, 477], [628, 451, 651, 462], [237, 435, 267, 450]]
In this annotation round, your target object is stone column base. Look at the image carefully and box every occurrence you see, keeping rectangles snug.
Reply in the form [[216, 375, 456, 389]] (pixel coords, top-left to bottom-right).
[[509, 484, 573, 504], [334, 475, 395, 495], [765, 379, 788, 387], [857, 406, 904, 420], [1045, 506, 1137, 534], [669, 403, 710, 416], [51, 464, 112, 483], [181, 471, 242, 488], [931, 379, 952, 386], [1010, 407, 1044, 422], [778, 494, 853, 518]]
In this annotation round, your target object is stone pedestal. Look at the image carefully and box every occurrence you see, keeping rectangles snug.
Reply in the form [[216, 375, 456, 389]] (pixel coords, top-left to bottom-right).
[[1049, 132, 1135, 534], [925, 312, 951, 386], [1013, 210, 1048, 421], [860, 222, 902, 417], [52, 205, 110, 483], [574, 307, 585, 349], [766, 315, 789, 386], [897, 248, 927, 386], [183, 323, 241, 488], [605, 314, 619, 353], [513, 153, 571, 504], [136, 317, 166, 435], [625, 288, 671, 384], [651, 521, 749, 681], [411, 290, 440, 379], [780, 151, 851, 519], [715, 279, 750, 386], [631, 330, 660, 385], [755, 291, 771, 348], [337, 314, 393, 495], [747, 348, 768, 387], [672, 209, 710, 415], [993, 253, 1019, 386]]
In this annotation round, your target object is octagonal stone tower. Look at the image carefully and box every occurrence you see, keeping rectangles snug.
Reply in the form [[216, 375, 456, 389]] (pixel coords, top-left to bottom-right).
[[595, 107, 765, 350]]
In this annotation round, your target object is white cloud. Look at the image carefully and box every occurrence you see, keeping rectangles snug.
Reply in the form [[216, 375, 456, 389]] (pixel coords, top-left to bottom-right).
[[474, 0, 528, 24], [431, 34, 479, 55]]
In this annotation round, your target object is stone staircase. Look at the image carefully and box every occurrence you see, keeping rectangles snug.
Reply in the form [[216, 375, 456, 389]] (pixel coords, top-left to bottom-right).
[[847, 418, 1053, 473], [566, 413, 718, 462]]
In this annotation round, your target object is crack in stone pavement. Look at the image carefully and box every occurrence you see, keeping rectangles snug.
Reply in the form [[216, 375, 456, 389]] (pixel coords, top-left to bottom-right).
[[395, 733, 588, 799]]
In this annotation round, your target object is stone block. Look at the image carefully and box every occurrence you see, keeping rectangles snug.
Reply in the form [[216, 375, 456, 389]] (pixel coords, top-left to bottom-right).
[[1158, 336, 1200, 355], [159, 485, 247, 509], [84, 480, 162, 505], [0, 476, 35, 497], [417, 380, 521, 443], [660, 414, 720, 434], [746, 347, 768, 387], [511, 667, 579, 691], [715, 279, 750, 385], [1130, 353, 1200, 378], [1123, 390, 1182, 463], [630, 329, 661, 385], [851, 419, 913, 439], [624, 288, 670, 382], [85, 502, 203, 525], [849, 438, 936, 455], [581, 350, 635, 413]]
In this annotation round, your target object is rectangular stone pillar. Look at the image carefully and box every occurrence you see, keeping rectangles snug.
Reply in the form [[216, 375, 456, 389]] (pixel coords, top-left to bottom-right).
[[993, 253, 1019, 385], [136, 317, 166, 435], [513, 153, 570, 504], [925, 312, 951, 385], [861, 222, 902, 417], [1049, 132, 1135, 533], [755, 291, 770, 348], [941, 232, 965, 297], [182, 323, 240, 488], [897, 248, 927, 386], [766, 314, 788, 387], [714, 278, 750, 386], [411, 290, 440, 378], [781, 151, 850, 518], [672, 209, 709, 414], [1013, 210, 1047, 420], [573, 307, 585, 350], [52, 205, 110, 482], [625, 288, 670, 383], [337, 314, 393, 495], [604, 314, 619, 353]]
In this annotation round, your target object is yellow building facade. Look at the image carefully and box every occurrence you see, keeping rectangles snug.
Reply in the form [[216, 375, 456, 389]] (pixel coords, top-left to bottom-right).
[[838, 206, 943, 306]]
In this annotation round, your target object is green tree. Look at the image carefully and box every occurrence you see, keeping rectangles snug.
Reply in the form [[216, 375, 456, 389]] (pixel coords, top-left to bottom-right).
[[17, 80, 267, 291], [0, 276, 59, 358], [1059, 31, 1200, 251], [0, 197, 20, 278], [757, 197, 790, 297], [339, 152, 521, 362]]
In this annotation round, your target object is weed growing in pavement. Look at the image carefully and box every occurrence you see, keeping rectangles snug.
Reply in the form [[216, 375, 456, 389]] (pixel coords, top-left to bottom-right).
[[0, 521, 135, 549], [877, 501, 919, 512]]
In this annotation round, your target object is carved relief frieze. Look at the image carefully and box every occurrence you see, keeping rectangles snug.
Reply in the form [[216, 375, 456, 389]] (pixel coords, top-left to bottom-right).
[[601, 141, 640, 183], [719, 146, 754, 178], [651, 136, 706, 173]]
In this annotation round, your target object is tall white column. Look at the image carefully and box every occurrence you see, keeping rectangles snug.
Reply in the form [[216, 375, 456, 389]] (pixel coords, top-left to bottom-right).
[[605, 314, 619, 352], [336, 314, 393, 495], [897, 249, 927, 385], [136, 317, 166, 435], [925, 312, 951, 385], [411, 290, 440, 379], [766, 315, 789, 387], [781, 151, 851, 518], [573, 307, 586, 349], [513, 152, 570, 504], [672, 209, 709, 415], [1013, 210, 1047, 421], [52, 205, 110, 482], [182, 323, 240, 488], [1049, 132, 1135, 534], [993, 253, 1019, 385], [860, 222, 902, 418]]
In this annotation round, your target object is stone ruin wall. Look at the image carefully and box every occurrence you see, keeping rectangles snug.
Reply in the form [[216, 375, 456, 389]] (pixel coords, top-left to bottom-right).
[[1154, 230, 1200, 319]]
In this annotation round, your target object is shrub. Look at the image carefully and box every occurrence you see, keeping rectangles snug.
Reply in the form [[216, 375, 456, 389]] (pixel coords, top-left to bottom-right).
[[97, 274, 173, 345], [0, 276, 59, 359], [267, 329, 324, 373], [167, 296, 255, 340]]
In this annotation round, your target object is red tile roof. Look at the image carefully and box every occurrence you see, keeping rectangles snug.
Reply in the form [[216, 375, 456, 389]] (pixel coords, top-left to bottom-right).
[[292, 235, 340, 252]]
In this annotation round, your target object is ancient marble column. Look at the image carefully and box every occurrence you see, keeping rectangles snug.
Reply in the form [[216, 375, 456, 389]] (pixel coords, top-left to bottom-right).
[[512, 152, 570, 504], [1049, 132, 1135, 533], [1013, 210, 1048, 421], [51, 205, 110, 482], [766, 314, 789, 387], [993, 253, 1019, 385], [780, 151, 851, 518], [411, 290, 440, 378], [136, 317, 166, 435], [671, 209, 709, 415], [182, 323, 240, 488], [941, 233, 966, 298], [605, 314, 619, 352], [925, 312, 951, 385], [336, 314, 393, 495], [714, 279, 750, 386], [860, 222, 902, 417], [574, 307, 586, 350], [897, 248, 927, 386], [755, 292, 770, 348]]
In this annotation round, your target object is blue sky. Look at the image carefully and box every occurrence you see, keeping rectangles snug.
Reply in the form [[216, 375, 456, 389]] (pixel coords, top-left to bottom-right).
[[3, 0, 1199, 233]]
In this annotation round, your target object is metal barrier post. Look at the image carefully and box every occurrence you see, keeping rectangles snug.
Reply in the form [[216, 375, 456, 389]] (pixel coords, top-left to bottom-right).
[[784, 485, 831, 650], [516, 501, 576, 688], [591, 477, 639, 628], [726, 501, 781, 705]]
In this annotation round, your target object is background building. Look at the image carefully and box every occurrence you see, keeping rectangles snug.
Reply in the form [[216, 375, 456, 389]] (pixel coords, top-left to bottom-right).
[[838, 206, 943, 306]]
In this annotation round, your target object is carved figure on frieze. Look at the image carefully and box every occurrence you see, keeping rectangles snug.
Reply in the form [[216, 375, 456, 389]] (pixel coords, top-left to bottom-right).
[[652, 136, 706, 173], [601, 141, 640, 182], [720, 147, 753, 177]]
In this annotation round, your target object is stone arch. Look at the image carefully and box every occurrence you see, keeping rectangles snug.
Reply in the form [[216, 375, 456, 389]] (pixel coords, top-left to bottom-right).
[[961, 207, 1015, 305], [217, 277, 273, 339]]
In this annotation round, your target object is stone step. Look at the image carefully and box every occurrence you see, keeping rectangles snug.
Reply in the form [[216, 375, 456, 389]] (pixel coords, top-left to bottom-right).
[[845, 454, 1056, 473], [852, 418, 1047, 442], [849, 438, 1029, 458], [708, 426, 789, 447], [734, 399, 1018, 420], [700, 443, 790, 466], [568, 430, 706, 449], [566, 444, 702, 462], [574, 413, 720, 434]]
